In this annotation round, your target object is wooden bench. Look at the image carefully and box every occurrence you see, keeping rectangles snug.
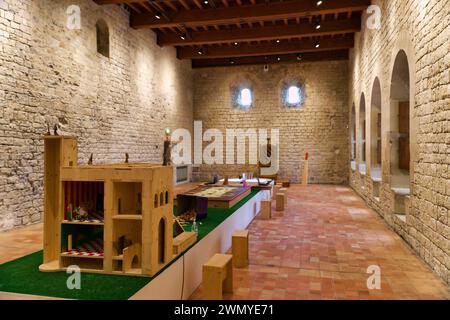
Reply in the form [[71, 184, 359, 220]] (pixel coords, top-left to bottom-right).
[[232, 230, 249, 268], [202, 254, 233, 300]]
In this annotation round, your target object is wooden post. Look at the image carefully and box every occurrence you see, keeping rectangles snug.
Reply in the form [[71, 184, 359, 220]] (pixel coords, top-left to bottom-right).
[[232, 230, 249, 268], [275, 193, 284, 211], [302, 152, 309, 186], [261, 200, 271, 219], [279, 188, 288, 205]]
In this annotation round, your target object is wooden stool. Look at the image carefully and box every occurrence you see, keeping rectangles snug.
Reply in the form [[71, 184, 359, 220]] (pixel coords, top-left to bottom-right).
[[260, 199, 271, 219], [272, 184, 281, 199], [232, 230, 249, 268], [279, 188, 288, 205], [202, 254, 233, 300], [275, 193, 284, 211]]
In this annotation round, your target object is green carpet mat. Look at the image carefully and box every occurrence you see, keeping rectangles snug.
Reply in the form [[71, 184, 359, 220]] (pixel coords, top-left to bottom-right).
[[0, 190, 259, 300]]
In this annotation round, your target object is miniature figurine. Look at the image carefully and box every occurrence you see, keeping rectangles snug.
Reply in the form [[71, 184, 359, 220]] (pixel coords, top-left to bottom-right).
[[125, 153, 129, 163], [65, 204, 73, 221], [46, 123, 51, 136], [88, 153, 93, 165], [53, 124, 59, 136]]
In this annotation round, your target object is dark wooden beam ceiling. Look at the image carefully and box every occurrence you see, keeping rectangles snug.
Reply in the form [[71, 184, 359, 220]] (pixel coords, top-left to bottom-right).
[[179, 36, 354, 59], [92, 0, 369, 68], [158, 17, 361, 46], [192, 49, 349, 68], [129, 0, 370, 29]]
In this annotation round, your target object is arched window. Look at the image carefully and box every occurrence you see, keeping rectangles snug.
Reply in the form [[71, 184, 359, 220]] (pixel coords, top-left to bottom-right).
[[281, 80, 304, 108], [96, 19, 109, 58], [287, 86, 301, 104], [238, 88, 252, 108], [231, 81, 254, 109], [158, 218, 165, 264]]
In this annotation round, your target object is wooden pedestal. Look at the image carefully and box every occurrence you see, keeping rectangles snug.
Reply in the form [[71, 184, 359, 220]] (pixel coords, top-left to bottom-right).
[[261, 200, 271, 219], [232, 230, 249, 268], [279, 188, 288, 205], [202, 254, 233, 300], [275, 193, 284, 211]]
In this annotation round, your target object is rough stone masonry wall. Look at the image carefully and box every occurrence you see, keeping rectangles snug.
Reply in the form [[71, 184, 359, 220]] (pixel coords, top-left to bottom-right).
[[349, 0, 449, 284], [0, 0, 193, 230], [193, 61, 349, 184]]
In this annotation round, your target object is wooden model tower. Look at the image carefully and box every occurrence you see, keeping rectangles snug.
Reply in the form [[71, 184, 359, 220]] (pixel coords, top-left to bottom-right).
[[39, 136, 192, 277]]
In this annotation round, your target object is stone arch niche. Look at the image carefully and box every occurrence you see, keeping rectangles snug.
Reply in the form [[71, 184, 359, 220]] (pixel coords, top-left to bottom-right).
[[158, 218, 165, 264], [350, 103, 357, 171], [389, 50, 411, 189], [95, 19, 109, 58], [358, 93, 366, 175], [370, 77, 382, 180]]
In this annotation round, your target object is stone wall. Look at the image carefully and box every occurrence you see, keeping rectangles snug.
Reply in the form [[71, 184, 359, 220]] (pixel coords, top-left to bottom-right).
[[348, 0, 449, 284], [193, 61, 349, 184], [0, 0, 193, 230]]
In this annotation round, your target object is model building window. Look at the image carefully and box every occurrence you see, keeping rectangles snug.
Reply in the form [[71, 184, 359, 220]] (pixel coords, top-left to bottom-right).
[[96, 19, 109, 58], [281, 80, 304, 108], [231, 82, 254, 109]]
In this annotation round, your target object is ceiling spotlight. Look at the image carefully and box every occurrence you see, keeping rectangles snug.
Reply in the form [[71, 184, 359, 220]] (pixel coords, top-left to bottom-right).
[[316, 0, 323, 6], [315, 19, 321, 30], [230, 59, 235, 64], [155, 12, 162, 20], [315, 41, 320, 48], [277, 56, 281, 61], [180, 33, 187, 40], [197, 48, 204, 55], [276, 39, 281, 43], [297, 53, 303, 61], [234, 42, 238, 46], [204, 0, 209, 4]]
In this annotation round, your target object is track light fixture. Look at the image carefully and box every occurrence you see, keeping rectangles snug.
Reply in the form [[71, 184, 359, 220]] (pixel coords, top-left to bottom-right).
[[297, 53, 303, 61], [277, 56, 281, 61], [180, 33, 187, 40], [197, 48, 204, 55], [316, 0, 323, 6], [315, 18, 321, 30], [315, 41, 320, 48], [155, 12, 162, 20]]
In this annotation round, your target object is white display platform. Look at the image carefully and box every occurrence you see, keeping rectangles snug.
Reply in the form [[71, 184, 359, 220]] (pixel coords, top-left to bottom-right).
[[130, 189, 270, 300]]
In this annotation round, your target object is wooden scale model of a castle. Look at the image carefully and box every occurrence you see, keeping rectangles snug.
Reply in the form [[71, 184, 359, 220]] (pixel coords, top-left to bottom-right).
[[39, 135, 196, 276]]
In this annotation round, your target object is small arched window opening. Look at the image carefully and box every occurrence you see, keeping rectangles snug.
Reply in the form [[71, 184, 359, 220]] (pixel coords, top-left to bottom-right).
[[231, 81, 254, 110], [158, 218, 165, 264], [281, 80, 305, 108], [96, 19, 110, 58], [154, 194, 158, 208], [159, 192, 164, 206], [165, 191, 169, 204], [238, 88, 252, 108]]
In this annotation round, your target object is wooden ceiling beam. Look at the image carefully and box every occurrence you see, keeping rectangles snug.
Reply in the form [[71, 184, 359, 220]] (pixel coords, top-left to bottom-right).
[[129, 0, 370, 29], [158, 17, 360, 46], [178, 36, 354, 59], [192, 49, 349, 68]]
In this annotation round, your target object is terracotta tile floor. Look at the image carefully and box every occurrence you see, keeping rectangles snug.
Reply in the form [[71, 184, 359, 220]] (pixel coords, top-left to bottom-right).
[[0, 185, 448, 300], [190, 185, 450, 300]]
